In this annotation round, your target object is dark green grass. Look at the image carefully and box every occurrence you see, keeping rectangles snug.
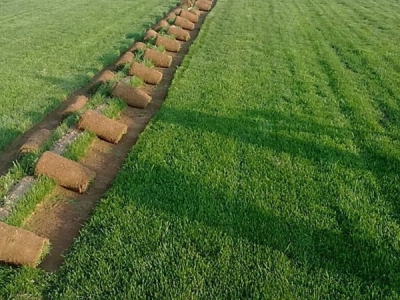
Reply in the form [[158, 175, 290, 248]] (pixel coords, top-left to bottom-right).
[[0, 0, 178, 152], [2, 0, 400, 298]]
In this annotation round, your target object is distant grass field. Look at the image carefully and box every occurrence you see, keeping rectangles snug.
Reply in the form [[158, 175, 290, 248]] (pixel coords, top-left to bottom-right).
[[2, 0, 400, 298], [0, 0, 178, 152]]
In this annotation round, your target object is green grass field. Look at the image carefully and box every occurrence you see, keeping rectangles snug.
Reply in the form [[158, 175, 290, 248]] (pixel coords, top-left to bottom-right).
[[0, 0, 177, 152], [2, 0, 400, 298]]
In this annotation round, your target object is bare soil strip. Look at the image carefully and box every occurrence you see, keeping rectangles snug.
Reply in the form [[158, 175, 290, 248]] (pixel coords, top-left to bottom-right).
[[23, 8, 211, 272]]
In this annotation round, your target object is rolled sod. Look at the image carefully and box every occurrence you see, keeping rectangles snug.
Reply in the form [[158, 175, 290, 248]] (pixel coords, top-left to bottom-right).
[[111, 82, 151, 109], [144, 49, 172, 68], [179, 0, 195, 6], [173, 8, 182, 15], [153, 20, 170, 31], [0, 222, 49, 267], [95, 70, 115, 85], [115, 52, 135, 68], [189, 8, 201, 16], [180, 10, 199, 23], [129, 62, 163, 85], [166, 12, 177, 21], [19, 128, 51, 155], [144, 29, 158, 41], [195, 1, 212, 11], [156, 35, 181, 53], [167, 26, 191, 41], [78, 110, 128, 144], [174, 16, 195, 31], [63, 95, 88, 116], [35, 151, 96, 193], [128, 42, 146, 52]]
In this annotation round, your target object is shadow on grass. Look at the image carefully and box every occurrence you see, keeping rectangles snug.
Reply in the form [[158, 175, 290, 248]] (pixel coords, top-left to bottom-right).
[[141, 106, 399, 291], [61, 157, 399, 297]]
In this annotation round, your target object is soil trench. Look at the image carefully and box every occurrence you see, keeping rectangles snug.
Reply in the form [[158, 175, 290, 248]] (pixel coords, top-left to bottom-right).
[[23, 10, 208, 272]]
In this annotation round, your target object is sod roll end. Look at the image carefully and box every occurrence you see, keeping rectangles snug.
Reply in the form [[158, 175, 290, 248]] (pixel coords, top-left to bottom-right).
[[78, 110, 128, 144], [0, 222, 49, 267], [35, 151, 96, 193], [153, 20, 170, 31], [111, 82, 152, 109]]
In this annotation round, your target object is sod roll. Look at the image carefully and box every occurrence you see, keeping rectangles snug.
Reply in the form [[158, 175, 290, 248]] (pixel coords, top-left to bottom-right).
[[95, 70, 115, 85], [156, 35, 181, 53], [128, 42, 146, 52], [189, 8, 201, 16], [195, 1, 212, 11], [174, 16, 195, 30], [167, 26, 191, 41], [180, 10, 199, 23], [129, 62, 163, 85], [111, 82, 151, 109], [144, 49, 172, 68], [173, 8, 182, 15], [180, 0, 195, 6], [115, 52, 135, 68], [78, 110, 128, 144], [35, 151, 96, 193], [153, 20, 170, 31], [19, 128, 51, 155], [166, 12, 177, 21], [0, 222, 49, 267], [63, 95, 88, 116], [144, 29, 158, 41]]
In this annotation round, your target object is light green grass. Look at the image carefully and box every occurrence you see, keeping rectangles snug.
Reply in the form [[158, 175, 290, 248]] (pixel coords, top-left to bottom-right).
[[0, 0, 178, 152], [2, 0, 400, 298]]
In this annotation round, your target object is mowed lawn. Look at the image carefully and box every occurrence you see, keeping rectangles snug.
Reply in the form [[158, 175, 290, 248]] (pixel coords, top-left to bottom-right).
[[2, 0, 400, 298], [0, 0, 178, 152]]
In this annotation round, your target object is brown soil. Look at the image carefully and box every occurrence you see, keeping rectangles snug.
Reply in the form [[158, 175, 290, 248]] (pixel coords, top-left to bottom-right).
[[3, 4, 209, 272], [62, 95, 88, 116], [35, 151, 96, 193], [0, 221, 48, 267], [77, 110, 128, 144], [19, 129, 51, 155], [168, 26, 191, 41], [180, 10, 199, 23], [111, 82, 152, 109], [115, 52, 135, 69], [129, 62, 163, 85], [175, 16, 195, 30], [156, 35, 181, 53], [144, 49, 172, 68]]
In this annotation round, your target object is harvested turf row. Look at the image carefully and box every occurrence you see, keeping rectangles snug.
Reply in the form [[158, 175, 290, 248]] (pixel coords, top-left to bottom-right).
[[0, 0, 217, 270]]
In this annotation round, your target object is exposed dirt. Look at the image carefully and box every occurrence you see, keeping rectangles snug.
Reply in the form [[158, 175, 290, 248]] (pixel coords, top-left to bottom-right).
[[23, 9, 210, 272]]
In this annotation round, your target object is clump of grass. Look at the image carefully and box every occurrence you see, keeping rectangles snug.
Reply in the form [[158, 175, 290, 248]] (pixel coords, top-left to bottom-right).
[[63, 131, 96, 161], [130, 76, 144, 88]]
